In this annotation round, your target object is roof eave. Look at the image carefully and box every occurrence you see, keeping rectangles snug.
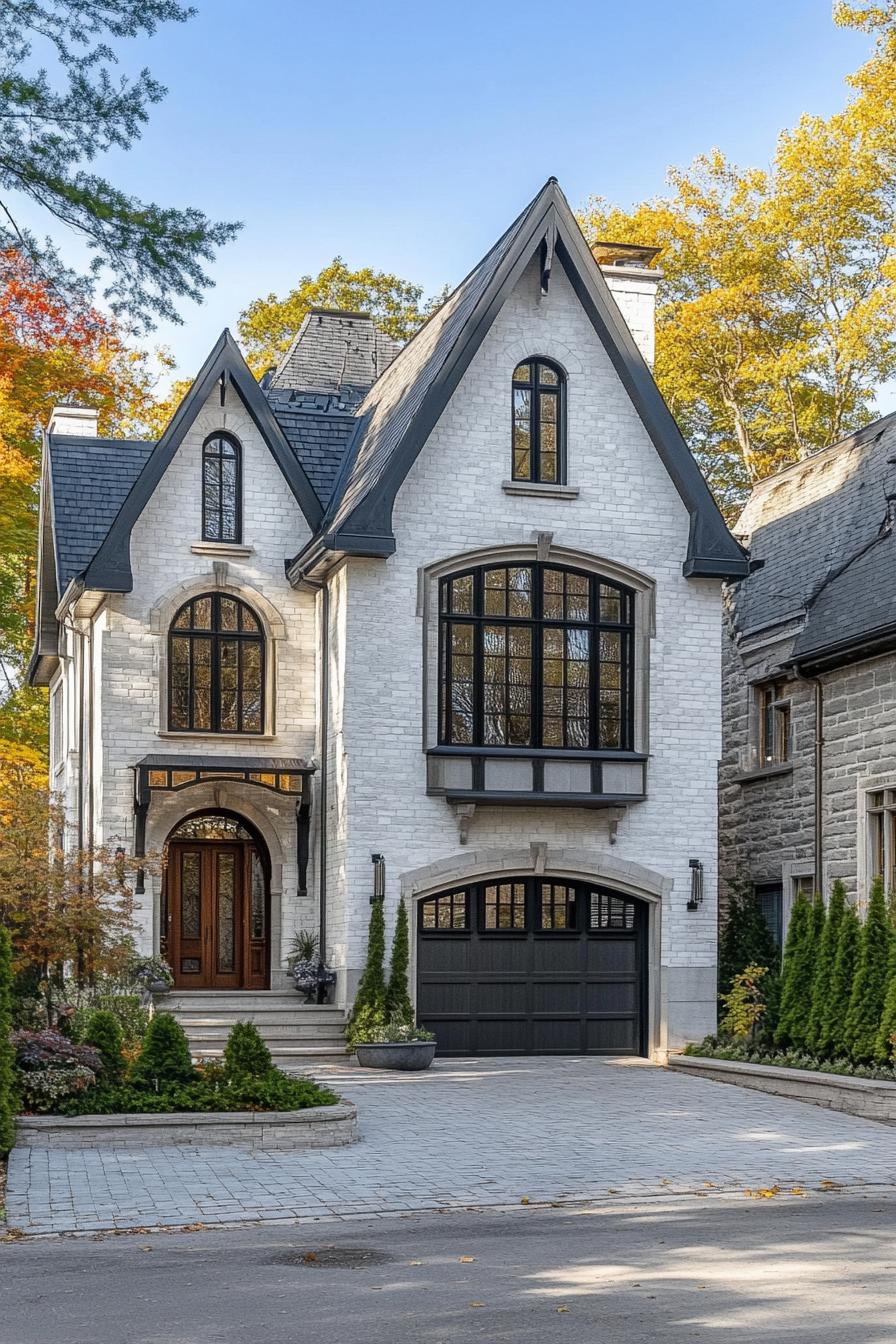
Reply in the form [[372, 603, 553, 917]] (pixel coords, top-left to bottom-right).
[[788, 621, 896, 674]]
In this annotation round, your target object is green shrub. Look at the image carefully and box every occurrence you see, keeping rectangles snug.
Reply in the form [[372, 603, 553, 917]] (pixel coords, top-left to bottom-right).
[[0, 924, 16, 1155], [718, 880, 780, 1000], [223, 1021, 272, 1078], [129, 1012, 195, 1090], [845, 877, 893, 1064], [384, 899, 413, 1025], [806, 880, 846, 1053], [54, 1072, 339, 1117], [775, 893, 818, 1048], [82, 1009, 125, 1082], [823, 900, 861, 1057], [346, 899, 386, 1049], [875, 962, 896, 1066], [73, 994, 150, 1051], [719, 964, 769, 1040], [683, 1036, 896, 1083]]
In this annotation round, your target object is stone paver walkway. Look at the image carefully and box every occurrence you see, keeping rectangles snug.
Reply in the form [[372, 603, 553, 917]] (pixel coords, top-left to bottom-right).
[[6, 1058, 895, 1234]]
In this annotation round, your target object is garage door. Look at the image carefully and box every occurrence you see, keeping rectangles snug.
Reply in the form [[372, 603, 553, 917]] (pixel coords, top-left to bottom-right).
[[416, 878, 646, 1056]]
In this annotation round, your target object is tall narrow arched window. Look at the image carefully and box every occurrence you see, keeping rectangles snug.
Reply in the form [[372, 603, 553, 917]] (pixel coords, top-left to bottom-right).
[[202, 433, 242, 543], [168, 593, 264, 733], [439, 562, 634, 750], [512, 359, 565, 484]]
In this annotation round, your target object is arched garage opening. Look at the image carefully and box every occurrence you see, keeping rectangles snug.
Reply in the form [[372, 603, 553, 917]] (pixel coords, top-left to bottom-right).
[[416, 876, 647, 1056]]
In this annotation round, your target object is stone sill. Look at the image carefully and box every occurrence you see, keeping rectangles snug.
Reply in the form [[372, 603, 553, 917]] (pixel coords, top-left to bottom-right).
[[735, 762, 793, 785], [157, 731, 276, 743], [190, 541, 255, 558], [501, 480, 580, 500], [668, 1054, 896, 1124], [15, 1101, 358, 1150]]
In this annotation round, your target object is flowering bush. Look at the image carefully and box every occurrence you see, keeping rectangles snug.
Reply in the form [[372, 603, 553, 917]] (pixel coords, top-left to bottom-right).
[[18, 1065, 96, 1112], [12, 1029, 102, 1074], [351, 1012, 435, 1045]]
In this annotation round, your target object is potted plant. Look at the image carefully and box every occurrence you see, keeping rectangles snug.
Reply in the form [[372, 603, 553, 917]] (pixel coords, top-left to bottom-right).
[[353, 1013, 436, 1071], [347, 898, 436, 1069], [127, 954, 174, 998], [285, 929, 337, 1004]]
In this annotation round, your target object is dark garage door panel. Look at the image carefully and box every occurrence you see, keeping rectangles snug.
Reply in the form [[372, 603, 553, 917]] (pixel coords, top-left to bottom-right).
[[417, 886, 645, 1057]]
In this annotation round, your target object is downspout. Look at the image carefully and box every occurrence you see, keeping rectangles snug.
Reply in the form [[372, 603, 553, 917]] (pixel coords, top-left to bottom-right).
[[76, 625, 86, 853], [302, 578, 330, 963]]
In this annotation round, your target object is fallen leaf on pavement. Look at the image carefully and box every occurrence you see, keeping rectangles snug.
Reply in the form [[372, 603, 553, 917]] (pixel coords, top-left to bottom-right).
[[520, 1197, 530, 1205], [557, 1305, 571, 1313], [469, 1302, 485, 1308]]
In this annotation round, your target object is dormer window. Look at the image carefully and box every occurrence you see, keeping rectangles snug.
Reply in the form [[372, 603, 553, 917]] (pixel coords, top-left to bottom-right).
[[512, 359, 565, 484], [202, 433, 242, 543]]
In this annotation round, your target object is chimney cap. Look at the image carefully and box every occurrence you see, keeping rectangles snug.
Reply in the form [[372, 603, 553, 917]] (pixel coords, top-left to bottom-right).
[[47, 404, 100, 437], [591, 239, 662, 270]]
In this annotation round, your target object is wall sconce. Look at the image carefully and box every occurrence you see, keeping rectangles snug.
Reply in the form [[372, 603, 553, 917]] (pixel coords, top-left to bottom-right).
[[371, 852, 385, 904], [687, 858, 704, 911]]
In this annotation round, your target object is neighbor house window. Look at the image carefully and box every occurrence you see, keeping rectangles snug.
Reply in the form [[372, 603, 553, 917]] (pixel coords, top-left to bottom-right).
[[438, 562, 634, 750], [202, 432, 242, 542], [512, 359, 565, 483], [754, 881, 784, 948], [757, 680, 791, 765], [867, 788, 896, 894], [168, 593, 264, 733]]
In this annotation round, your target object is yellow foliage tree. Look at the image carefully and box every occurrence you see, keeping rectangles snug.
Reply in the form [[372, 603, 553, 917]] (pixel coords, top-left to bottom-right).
[[578, 5, 896, 516]]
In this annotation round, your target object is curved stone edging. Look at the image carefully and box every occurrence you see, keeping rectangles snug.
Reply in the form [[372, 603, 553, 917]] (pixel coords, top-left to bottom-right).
[[15, 1101, 358, 1150], [668, 1054, 896, 1124]]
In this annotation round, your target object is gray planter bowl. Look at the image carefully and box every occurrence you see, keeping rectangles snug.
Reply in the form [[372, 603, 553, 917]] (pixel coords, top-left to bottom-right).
[[355, 1041, 436, 1071]]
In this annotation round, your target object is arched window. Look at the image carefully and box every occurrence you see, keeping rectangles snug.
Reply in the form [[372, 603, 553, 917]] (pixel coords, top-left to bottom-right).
[[512, 359, 565, 484], [168, 593, 264, 733], [202, 433, 242, 543], [439, 562, 634, 751]]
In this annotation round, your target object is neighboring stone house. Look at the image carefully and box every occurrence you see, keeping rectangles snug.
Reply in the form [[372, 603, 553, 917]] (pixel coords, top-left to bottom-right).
[[30, 179, 746, 1059], [721, 412, 896, 944]]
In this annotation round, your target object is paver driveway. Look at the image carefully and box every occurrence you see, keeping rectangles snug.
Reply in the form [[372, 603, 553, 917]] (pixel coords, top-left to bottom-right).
[[6, 1057, 895, 1235]]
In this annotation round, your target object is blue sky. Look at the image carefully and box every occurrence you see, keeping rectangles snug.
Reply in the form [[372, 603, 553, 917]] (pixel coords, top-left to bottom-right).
[[46, 1, 874, 381]]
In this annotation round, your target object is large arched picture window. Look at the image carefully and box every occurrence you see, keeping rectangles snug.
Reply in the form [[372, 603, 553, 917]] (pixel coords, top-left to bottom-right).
[[168, 593, 264, 733], [512, 358, 565, 483], [439, 563, 634, 750], [202, 433, 242, 543]]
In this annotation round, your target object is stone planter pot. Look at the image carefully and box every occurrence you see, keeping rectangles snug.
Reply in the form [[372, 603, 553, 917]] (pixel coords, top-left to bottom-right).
[[149, 981, 171, 995], [355, 1041, 436, 1071]]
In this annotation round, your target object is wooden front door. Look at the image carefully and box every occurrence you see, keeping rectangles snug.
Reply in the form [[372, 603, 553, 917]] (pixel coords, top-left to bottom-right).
[[168, 840, 267, 990]]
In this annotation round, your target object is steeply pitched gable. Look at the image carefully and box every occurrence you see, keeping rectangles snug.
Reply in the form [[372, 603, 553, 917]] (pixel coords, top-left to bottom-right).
[[84, 330, 324, 592], [293, 179, 746, 580]]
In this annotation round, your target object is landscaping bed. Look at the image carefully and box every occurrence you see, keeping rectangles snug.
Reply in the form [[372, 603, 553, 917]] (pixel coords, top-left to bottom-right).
[[669, 1053, 896, 1124]]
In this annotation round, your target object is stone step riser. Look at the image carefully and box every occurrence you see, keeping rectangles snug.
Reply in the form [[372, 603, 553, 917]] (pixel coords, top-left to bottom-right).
[[172, 1012, 344, 1025], [184, 1033, 346, 1049]]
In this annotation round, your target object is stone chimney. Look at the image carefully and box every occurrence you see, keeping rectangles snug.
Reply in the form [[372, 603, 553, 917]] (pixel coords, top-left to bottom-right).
[[591, 241, 662, 368], [47, 404, 100, 437]]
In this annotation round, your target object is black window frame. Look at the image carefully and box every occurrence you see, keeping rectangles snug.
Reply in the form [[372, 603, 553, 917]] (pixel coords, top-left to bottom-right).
[[438, 562, 635, 752], [202, 432, 243, 544], [511, 357, 566, 484], [418, 880, 641, 939], [168, 592, 265, 735]]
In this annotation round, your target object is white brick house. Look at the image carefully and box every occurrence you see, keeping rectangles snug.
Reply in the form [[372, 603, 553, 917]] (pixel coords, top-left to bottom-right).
[[30, 180, 746, 1058]]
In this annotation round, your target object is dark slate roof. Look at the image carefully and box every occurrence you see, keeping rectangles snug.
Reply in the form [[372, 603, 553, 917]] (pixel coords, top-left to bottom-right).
[[270, 310, 403, 392], [791, 525, 896, 663], [731, 413, 896, 641], [48, 435, 154, 586], [264, 388, 358, 503]]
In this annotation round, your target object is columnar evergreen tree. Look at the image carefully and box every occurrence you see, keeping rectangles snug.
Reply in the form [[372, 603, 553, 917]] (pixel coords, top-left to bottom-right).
[[874, 942, 896, 1066], [385, 899, 413, 1025], [844, 877, 893, 1064], [346, 899, 386, 1048], [823, 900, 862, 1058], [807, 881, 847, 1054], [129, 1012, 195, 1089], [774, 894, 817, 1048], [82, 1008, 125, 1082], [0, 924, 16, 1156]]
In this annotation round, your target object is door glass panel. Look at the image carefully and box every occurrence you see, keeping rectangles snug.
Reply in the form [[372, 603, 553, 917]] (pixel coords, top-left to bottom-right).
[[250, 850, 265, 939], [180, 851, 201, 939], [217, 852, 236, 972]]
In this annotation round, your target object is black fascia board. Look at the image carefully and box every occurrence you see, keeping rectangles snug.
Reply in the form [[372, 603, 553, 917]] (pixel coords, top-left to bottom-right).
[[84, 330, 323, 592], [317, 181, 747, 580], [788, 621, 896, 675]]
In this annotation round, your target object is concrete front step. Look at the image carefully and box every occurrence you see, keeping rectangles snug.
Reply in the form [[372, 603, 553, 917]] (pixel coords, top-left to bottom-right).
[[195, 1046, 349, 1063], [161, 990, 347, 1059]]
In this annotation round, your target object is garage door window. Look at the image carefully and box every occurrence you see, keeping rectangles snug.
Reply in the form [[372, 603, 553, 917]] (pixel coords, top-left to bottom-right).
[[483, 881, 526, 931], [420, 890, 468, 930], [589, 891, 636, 930], [539, 882, 576, 930]]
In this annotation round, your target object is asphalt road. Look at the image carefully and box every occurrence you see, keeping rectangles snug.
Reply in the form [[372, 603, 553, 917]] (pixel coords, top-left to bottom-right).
[[2, 1193, 895, 1343]]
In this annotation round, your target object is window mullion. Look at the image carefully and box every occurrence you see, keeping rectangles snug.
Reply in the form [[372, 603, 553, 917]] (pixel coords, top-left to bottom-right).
[[531, 364, 541, 481], [474, 570, 484, 747]]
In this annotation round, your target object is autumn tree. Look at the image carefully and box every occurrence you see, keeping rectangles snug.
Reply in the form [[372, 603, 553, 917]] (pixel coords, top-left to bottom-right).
[[239, 258, 441, 377], [578, 5, 896, 516], [0, 1, 238, 329]]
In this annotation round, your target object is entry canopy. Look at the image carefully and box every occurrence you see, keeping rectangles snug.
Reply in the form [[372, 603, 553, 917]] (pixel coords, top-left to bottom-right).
[[132, 754, 316, 891]]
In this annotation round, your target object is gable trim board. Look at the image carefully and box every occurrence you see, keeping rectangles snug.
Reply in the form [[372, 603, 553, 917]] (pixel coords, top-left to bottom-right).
[[289, 178, 747, 583], [84, 330, 324, 594]]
